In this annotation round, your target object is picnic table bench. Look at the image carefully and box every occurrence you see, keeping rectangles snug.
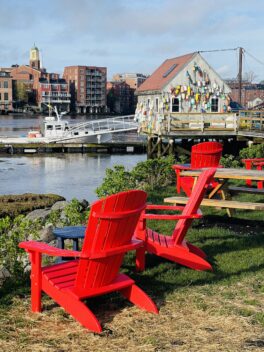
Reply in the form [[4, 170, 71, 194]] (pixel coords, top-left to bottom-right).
[[164, 196, 264, 211]]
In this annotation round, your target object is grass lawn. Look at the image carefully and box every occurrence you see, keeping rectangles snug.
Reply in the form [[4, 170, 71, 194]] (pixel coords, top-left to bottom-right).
[[0, 186, 264, 351]]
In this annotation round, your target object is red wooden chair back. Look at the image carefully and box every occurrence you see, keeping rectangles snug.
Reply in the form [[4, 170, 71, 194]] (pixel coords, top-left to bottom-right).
[[172, 168, 216, 245], [75, 190, 147, 289], [191, 142, 223, 168]]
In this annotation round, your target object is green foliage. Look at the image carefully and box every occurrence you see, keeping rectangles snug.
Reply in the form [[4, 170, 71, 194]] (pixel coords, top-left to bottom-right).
[[239, 144, 264, 159], [96, 156, 175, 197], [96, 165, 136, 197], [131, 155, 175, 191], [62, 198, 88, 226], [220, 155, 241, 168], [0, 215, 41, 275]]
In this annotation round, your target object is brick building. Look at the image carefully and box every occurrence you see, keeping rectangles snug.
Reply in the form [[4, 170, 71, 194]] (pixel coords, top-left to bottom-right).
[[111, 73, 147, 112], [63, 66, 107, 113], [228, 82, 264, 109], [0, 71, 13, 112], [107, 81, 134, 114], [0, 46, 71, 112], [112, 73, 147, 89], [38, 77, 71, 112]]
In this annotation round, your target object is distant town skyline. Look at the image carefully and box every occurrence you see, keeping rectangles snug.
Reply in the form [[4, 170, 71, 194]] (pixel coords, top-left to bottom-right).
[[1, 0, 264, 81]]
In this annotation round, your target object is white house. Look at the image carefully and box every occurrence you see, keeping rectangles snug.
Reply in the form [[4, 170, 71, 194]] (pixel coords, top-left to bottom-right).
[[136, 52, 231, 116]]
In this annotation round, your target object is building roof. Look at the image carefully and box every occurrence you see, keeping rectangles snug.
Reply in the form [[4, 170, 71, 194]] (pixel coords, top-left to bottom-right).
[[137, 52, 196, 92]]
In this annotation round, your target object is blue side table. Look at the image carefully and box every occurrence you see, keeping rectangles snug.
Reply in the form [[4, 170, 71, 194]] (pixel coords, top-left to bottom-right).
[[53, 226, 86, 260]]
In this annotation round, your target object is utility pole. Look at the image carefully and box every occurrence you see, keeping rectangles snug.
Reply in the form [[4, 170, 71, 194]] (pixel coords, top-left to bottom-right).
[[238, 47, 243, 105]]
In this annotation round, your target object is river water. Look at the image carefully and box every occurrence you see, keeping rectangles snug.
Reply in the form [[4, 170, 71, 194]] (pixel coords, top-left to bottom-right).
[[0, 114, 146, 201]]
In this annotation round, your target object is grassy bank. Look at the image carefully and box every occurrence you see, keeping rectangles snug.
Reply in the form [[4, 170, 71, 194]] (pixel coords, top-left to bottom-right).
[[0, 193, 65, 218], [0, 187, 264, 351]]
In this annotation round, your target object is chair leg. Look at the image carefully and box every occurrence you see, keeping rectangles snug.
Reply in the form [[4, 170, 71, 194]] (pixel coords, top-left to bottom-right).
[[42, 278, 102, 333], [136, 247, 146, 272], [120, 284, 158, 314], [30, 252, 42, 312], [186, 242, 207, 259]]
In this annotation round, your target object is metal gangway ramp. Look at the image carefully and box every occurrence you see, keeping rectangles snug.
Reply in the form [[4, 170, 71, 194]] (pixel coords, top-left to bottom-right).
[[68, 115, 137, 134]]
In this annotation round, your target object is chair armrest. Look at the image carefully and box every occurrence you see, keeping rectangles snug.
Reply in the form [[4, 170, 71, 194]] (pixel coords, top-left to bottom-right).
[[87, 239, 144, 259], [143, 213, 202, 220], [146, 204, 185, 211], [19, 241, 81, 257], [172, 164, 191, 171]]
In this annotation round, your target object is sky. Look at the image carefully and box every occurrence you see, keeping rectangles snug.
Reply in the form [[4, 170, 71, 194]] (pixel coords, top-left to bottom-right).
[[1, 0, 264, 81]]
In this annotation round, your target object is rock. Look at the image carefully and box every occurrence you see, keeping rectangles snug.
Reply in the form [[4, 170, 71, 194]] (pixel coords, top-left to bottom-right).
[[80, 199, 89, 209], [51, 201, 69, 211], [0, 266, 11, 280], [26, 208, 52, 222], [39, 224, 55, 243]]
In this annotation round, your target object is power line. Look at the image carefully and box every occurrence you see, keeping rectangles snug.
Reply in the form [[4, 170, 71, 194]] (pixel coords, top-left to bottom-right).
[[244, 49, 264, 67], [198, 48, 238, 53]]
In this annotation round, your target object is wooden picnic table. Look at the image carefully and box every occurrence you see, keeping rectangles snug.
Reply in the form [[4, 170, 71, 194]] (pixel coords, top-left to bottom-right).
[[165, 167, 264, 217]]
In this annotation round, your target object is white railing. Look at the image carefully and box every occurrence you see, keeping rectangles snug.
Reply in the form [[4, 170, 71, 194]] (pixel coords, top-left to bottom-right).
[[67, 115, 137, 135]]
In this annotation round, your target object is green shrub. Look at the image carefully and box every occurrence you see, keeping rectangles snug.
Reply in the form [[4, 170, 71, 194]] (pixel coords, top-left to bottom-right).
[[96, 165, 137, 197], [239, 144, 264, 159], [0, 215, 41, 275], [62, 198, 89, 226], [96, 156, 175, 197], [220, 155, 241, 168], [131, 155, 175, 191]]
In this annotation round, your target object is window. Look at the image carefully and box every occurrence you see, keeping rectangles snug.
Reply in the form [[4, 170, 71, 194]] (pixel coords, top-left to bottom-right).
[[47, 125, 53, 130], [147, 99, 150, 108], [163, 64, 178, 78], [4, 93, 8, 101], [171, 98, 180, 112], [0, 93, 1, 101], [211, 98, 219, 112], [155, 98, 159, 112], [4, 81, 8, 88], [0, 82, 1, 88]]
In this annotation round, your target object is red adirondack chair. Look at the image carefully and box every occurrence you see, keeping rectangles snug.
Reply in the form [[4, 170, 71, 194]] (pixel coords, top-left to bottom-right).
[[135, 168, 216, 272], [19, 190, 158, 333], [172, 141, 223, 196], [242, 158, 264, 188]]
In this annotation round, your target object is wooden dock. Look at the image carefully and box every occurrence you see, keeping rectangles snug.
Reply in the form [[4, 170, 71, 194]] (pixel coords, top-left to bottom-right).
[[0, 141, 146, 155]]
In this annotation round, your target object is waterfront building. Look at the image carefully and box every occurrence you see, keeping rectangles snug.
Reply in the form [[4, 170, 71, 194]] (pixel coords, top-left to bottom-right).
[[38, 77, 71, 112], [136, 52, 231, 116], [107, 81, 134, 114], [0, 71, 13, 112], [0, 46, 71, 112], [228, 81, 264, 109], [111, 73, 148, 112], [63, 66, 107, 113], [112, 73, 147, 89]]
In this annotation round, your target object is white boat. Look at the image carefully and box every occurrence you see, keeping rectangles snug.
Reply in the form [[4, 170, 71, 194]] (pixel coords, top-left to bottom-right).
[[0, 105, 138, 145], [26, 107, 112, 144], [22, 107, 137, 144]]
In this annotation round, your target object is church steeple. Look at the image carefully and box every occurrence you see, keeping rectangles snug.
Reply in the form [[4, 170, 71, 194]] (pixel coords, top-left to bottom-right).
[[30, 44, 40, 70]]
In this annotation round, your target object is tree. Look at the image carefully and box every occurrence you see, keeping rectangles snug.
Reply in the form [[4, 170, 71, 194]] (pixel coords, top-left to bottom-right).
[[243, 71, 258, 83]]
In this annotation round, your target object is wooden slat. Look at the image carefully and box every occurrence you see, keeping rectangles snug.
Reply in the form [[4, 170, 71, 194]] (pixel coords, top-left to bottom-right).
[[181, 168, 264, 181], [228, 186, 264, 195], [164, 196, 264, 210]]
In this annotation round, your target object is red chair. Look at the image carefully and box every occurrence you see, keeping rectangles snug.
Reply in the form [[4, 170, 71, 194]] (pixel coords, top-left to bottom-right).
[[19, 190, 158, 333], [135, 168, 216, 272], [172, 141, 223, 196], [242, 158, 264, 188]]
